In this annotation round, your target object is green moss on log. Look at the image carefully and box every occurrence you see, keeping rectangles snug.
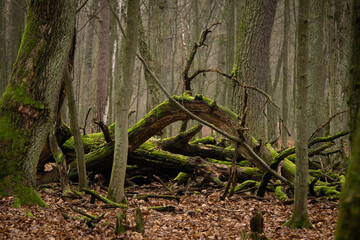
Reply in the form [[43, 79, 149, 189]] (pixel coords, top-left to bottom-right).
[[234, 180, 259, 193], [242, 167, 262, 178], [314, 185, 340, 199], [173, 172, 189, 184], [275, 180, 288, 201], [190, 136, 216, 145]]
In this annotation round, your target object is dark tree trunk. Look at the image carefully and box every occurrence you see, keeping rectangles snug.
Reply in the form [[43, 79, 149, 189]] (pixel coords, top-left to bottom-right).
[[0, 0, 75, 207]]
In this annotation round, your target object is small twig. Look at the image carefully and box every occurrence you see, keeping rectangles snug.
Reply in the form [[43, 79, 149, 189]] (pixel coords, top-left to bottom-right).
[[81, 108, 92, 135], [187, 68, 232, 83], [76, 0, 90, 13], [184, 177, 192, 196], [153, 175, 172, 191], [128, 110, 136, 118]]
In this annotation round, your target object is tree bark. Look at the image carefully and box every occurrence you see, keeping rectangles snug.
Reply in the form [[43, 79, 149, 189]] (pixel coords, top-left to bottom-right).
[[138, 5, 161, 111], [231, 0, 278, 140], [96, 0, 110, 125], [224, 0, 236, 108], [0, 0, 75, 207], [335, 0, 360, 238], [285, 0, 313, 229], [282, 0, 291, 148], [307, 0, 325, 139], [64, 69, 88, 190], [107, 0, 139, 203], [0, 2, 7, 95], [4, 0, 26, 86]]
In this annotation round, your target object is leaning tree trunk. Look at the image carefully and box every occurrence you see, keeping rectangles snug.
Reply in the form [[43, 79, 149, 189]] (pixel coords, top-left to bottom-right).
[[0, 0, 75, 207]]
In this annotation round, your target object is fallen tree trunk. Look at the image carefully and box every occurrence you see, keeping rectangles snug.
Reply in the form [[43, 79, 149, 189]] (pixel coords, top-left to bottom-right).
[[65, 139, 262, 184], [128, 95, 284, 172], [38, 95, 292, 185], [160, 124, 246, 162], [37, 95, 346, 200]]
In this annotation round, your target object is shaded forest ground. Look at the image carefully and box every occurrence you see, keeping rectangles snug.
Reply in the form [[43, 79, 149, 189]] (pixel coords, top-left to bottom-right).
[[0, 181, 337, 239]]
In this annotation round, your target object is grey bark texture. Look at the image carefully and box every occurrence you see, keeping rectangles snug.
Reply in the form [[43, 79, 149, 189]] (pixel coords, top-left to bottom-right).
[[232, 0, 278, 140], [285, 0, 313, 229], [107, 0, 139, 203]]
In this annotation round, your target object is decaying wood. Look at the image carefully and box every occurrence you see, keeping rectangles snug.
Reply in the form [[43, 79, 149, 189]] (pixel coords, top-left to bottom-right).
[[136, 194, 180, 203], [57, 95, 288, 186], [256, 131, 349, 197], [70, 206, 105, 228], [160, 124, 245, 162], [134, 208, 145, 235], [83, 189, 128, 209], [94, 121, 112, 143], [115, 212, 128, 234], [36, 95, 346, 200]]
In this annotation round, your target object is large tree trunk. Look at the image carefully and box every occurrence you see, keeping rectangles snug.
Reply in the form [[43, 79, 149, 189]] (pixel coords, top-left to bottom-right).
[[307, 0, 325, 139], [0, 0, 75, 207], [138, 5, 160, 112], [96, 0, 110, 125], [335, 0, 360, 238], [231, 0, 278, 140], [0, 2, 7, 95]]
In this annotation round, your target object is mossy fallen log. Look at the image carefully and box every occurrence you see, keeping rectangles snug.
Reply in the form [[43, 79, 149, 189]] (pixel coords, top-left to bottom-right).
[[65, 139, 261, 186], [60, 95, 294, 184], [160, 124, 245, 162], [44, 95, 347, 198]]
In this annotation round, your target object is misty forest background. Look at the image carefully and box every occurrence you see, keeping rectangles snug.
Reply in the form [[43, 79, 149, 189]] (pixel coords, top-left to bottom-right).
[[0, 0, 349, 150]]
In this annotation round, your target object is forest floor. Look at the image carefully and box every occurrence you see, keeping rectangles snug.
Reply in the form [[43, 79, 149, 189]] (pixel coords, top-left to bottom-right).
[[0, 182, 338, 240]]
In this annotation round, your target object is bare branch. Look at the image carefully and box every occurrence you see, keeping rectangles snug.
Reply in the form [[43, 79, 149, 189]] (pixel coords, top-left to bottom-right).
[[309, 110, 348, 141]]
